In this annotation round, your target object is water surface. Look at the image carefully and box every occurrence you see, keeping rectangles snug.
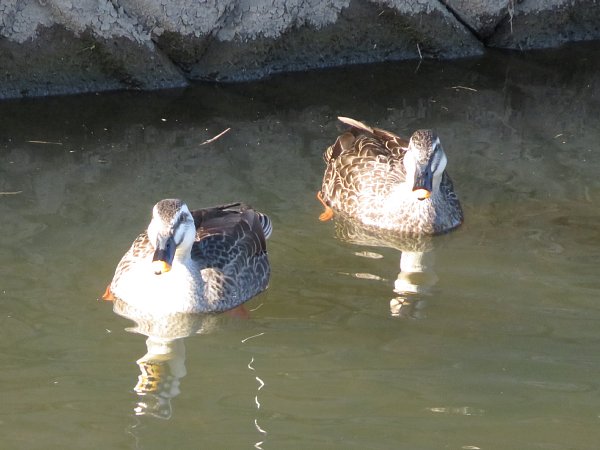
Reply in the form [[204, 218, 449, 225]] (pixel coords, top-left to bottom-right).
[[1, 43, 600, 449]]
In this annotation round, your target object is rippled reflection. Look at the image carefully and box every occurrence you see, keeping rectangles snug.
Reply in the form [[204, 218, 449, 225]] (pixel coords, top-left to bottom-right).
[[133, 337, 186, 419], [392, 248, 439, 318], [332, 215, 440, 317], [112, 299, 220, 419], [112, 298, 269, 448]]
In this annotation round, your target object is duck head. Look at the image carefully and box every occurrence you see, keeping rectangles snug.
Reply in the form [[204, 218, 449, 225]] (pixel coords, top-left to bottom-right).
[[403, 130, 448, 201], [146, 199, 196, 275]]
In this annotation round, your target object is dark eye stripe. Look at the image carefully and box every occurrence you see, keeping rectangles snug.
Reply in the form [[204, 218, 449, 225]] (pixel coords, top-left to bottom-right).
[[171, 213, 191, 246], [175, 212, 190, 225]]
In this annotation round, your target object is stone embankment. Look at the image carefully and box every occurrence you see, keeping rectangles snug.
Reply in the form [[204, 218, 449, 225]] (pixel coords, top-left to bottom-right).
[[1, 0, 599, 99]]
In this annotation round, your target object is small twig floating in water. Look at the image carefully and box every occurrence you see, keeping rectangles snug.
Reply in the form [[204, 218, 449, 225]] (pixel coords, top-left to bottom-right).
[[0, 191, 22, 195], [199, 127, 231, 146], [416, 43, 423, 60], [449, 86, 478, 92], [26, 140, 63, 145], [241, 332, 265, 343]]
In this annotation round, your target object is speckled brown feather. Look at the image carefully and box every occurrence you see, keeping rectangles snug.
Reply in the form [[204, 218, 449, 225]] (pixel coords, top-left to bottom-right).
[[320, 117, 463, 235], [106, 201, 271, 313]]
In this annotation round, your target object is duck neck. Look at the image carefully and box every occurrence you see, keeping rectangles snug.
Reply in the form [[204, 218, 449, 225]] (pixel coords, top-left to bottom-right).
[[173, 246, 192, 265]]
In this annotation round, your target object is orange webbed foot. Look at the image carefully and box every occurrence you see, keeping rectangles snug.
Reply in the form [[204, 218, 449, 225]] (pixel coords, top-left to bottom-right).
[[225, 304, 250, 319], [101, 284, 115, 302], [319, 208, 334, 222], [316, 191, 334, 222]]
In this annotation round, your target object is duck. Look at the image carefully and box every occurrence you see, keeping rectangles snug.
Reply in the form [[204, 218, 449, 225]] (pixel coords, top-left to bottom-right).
[[103, 199, 272, 314], [318, 117, 463, 235]]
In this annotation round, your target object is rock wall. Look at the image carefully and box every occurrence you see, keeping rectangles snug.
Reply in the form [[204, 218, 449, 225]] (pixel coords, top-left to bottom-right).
[[0, 0, 599, 99]]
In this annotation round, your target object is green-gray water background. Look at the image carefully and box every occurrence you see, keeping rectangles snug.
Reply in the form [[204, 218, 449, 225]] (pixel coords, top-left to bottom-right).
[[1, 43, 599, 449]]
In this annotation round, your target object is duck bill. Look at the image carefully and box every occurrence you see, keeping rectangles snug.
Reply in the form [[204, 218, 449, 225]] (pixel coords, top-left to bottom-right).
[[412, 170, 433, 200], [152, 235, 176, 274], [412, 188, 431, 200]]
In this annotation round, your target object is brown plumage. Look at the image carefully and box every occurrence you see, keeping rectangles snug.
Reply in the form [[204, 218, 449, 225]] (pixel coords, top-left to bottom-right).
[[105, 200, 272, 314], [319, 117, 463, 235]]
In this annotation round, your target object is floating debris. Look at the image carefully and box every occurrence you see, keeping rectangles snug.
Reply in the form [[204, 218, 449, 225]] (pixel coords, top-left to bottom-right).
[[200, 127, 231, 146]]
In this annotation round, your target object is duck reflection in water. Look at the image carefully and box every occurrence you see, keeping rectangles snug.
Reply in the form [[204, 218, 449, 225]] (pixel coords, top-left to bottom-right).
[[112, 301, 268, 450], [112, 298, 223, 419], [318, 117, 463, 316], [333, 217, 439, 317]]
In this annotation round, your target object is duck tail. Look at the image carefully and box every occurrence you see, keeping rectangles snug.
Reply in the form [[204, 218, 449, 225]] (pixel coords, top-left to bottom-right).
[[217, 202, 243, 211], [338, 116, 374, 133], [257, 212, 273, 240], [338, 116, 406, 147]]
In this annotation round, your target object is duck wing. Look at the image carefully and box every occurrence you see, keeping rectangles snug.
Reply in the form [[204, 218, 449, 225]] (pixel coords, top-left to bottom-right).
[[190, 203, 271, 307], [191, 203, 270, 263], [322, 118, 410, 212]]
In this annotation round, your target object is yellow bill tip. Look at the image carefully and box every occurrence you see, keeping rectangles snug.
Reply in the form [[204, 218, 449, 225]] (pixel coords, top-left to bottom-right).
[[152, 260, 172, 274], [413, 188, 431, 200]]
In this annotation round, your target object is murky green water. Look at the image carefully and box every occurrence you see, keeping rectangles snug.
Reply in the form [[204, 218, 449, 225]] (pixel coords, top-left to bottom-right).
[[1, 43, 600, 449]]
